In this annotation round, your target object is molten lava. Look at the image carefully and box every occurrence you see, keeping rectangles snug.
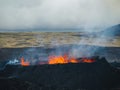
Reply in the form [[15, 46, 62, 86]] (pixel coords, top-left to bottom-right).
[[19, 55, 96, 66], [48, 54, 96, 64], [20, 57, 30, 66], [82, 58, 95, 63], [48, 55, 78, 64]]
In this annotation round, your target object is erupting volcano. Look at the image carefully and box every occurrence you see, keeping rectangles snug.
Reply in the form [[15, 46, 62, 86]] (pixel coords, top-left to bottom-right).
[[19, 54, 96, 66], [1, 55, 120, 90], [0, 46, 120, 90]]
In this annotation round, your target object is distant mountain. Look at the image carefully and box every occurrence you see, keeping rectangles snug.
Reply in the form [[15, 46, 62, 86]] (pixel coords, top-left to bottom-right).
[[100, 24, 120, 37]]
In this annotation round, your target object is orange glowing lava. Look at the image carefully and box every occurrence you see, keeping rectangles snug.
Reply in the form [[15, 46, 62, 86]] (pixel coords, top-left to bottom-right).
[[19, 55, 96, 66], [48, 55, 78, 64], [20, 57, 30, 66], [82, 58, 95, 63]]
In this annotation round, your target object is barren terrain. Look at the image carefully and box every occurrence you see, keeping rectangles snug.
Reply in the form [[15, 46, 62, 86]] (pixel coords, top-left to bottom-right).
[[0, 32, 120, 48]]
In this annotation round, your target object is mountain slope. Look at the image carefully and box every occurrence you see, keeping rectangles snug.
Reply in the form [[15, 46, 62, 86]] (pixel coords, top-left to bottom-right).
[[100, 24, 120, 37]]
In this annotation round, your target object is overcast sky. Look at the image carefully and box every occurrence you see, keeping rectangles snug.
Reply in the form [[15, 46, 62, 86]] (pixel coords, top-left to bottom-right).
[[0, 0, 120, 30]]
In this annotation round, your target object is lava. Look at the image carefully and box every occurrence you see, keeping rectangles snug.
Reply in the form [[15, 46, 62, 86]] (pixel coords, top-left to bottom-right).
[[82, 58, 96, 63], [20, 57, 30, 66], [19, 55, 96, 66], [48, 54, 79, 64]]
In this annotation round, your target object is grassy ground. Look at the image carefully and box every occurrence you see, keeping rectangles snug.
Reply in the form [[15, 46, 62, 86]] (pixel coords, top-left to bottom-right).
[[0, 32, 120, 48]]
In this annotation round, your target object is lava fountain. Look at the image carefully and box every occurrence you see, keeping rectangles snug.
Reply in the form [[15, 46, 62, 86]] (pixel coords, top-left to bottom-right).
[[19, 54, 96, 66], [48, 54, 78, 64]]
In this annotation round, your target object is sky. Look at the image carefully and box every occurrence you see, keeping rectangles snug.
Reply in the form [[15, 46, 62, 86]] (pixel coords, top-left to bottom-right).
[[0, 0, 120, 30]]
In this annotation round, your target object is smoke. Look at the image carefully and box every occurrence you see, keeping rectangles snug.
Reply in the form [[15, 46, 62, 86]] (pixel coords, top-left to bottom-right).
[[0, 0, 120, 30], [0, 0, 119, 64]]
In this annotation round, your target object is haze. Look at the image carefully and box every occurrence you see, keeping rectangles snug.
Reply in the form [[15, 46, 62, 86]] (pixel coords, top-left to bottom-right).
[[0, 0, 120, 31]]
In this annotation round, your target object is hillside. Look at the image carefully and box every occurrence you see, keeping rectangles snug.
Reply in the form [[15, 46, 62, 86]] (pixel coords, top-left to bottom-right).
[[99, 24, 120, 37]]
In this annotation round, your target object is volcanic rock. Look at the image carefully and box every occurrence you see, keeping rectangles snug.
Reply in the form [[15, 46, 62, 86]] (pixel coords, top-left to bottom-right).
[[0, 57, 120, 90]]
